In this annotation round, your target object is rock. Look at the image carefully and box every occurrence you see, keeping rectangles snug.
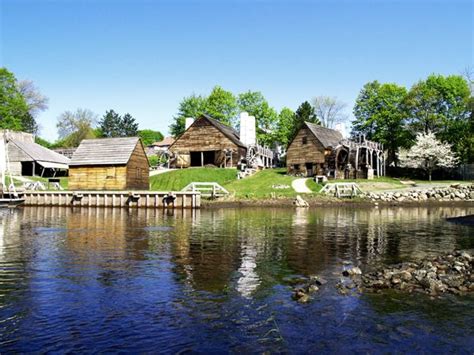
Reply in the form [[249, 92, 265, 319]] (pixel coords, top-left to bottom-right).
[[307, 285, 319, 293], [343, 267, 362, 276], [400, 271, 412, 281], [293, 195, 309, 207]]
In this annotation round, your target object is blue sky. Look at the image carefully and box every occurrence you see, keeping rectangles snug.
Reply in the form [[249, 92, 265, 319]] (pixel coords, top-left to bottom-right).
[[1, 0, 472, 141]]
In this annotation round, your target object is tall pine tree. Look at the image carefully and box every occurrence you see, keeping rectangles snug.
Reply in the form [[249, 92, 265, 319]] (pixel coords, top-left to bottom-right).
[[99, 110, 122, 137]]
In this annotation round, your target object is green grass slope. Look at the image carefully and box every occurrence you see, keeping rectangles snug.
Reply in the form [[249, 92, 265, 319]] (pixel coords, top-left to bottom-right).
[[224, 168, 297, 198], [150, 168, 237, 191]]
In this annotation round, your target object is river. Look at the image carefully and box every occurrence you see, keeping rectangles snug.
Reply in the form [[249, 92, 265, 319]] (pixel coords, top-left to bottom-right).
[[0, 206, 473, 353]]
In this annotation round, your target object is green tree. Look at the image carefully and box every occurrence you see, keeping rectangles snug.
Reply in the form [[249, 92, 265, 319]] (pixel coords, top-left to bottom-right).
[[170, 94, 207, 137], [238, 91, 278, 145], [138, 129, 164, 146], [120, 113, 139, 137], [288, 101, 320, 142], [35, 136, 52, 148], [274, 107, 296, 147], [0, 68, 30, 131], [204, 86, 238, 126], [99, 109, 122, 137], [352, 81, 409, 166], [56, 108, 97, 147], [405, 74, 471, 162]]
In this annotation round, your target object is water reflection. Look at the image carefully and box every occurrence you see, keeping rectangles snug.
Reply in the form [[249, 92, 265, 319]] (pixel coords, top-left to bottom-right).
[[0, 205, 472, 352]]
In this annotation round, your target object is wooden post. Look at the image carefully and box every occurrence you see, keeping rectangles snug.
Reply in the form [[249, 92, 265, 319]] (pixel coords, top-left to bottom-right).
[[201, 151, 204, 167]]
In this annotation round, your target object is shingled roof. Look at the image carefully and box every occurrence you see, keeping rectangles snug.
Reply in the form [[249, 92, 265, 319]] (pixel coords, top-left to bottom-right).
[[304, 122, 343, 148], [69, 137, 142, 166], [171, 114, 246, 148], [11, 140, 70, 165]]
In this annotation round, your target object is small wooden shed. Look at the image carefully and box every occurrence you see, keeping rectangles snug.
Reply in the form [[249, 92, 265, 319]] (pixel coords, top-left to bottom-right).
[[169, 114, 247, 168], [68, 137, 149, 190], [286, 122, 342, 177]]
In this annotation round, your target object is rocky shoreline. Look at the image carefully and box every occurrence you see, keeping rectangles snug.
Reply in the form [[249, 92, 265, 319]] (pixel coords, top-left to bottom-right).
[[359, 184, 474, 203], [289, 250, 473, 303]]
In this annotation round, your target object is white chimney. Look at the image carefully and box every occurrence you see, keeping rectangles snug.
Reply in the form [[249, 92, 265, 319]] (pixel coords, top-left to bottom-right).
[[185, 117, 194, 130], [335, 123, 346, 138], [239, 112, 256, 146]]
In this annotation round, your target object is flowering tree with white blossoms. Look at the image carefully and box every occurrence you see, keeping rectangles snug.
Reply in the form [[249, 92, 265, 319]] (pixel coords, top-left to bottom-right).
[[399, 131, 458, 181]]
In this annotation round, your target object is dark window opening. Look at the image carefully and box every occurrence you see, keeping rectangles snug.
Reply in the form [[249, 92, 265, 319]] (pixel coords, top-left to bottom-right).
[[190, 151, 216, 167], [302, 136, 307, 144], [293, 164, 300, 171]]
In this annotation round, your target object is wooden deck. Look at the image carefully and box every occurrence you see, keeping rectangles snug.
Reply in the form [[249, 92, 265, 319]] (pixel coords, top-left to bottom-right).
[[21, 190, 201, 209]]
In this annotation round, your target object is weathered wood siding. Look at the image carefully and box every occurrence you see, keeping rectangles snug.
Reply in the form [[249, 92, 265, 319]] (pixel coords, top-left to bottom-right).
[[125, 142, 150, 190], [286, 127, 326, 175], [69, 142, 149, 190], [68, 165, 128, 190], [170, 120, 244, 168]]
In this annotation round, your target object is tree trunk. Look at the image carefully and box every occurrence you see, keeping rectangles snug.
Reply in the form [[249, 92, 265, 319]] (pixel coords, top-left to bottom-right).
[[428, 172, 432, 181]]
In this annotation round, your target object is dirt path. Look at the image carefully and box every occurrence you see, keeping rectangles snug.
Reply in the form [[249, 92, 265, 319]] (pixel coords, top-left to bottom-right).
[[292, 178, 312, 193]]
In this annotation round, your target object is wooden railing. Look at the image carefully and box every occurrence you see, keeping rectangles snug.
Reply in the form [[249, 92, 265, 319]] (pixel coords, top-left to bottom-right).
[[181, 182, 229, 198], [320, 183, 362, 198]]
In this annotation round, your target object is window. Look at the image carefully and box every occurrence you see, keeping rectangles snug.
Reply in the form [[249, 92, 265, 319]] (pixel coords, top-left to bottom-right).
[[136, 168, 142, 179], [293, 164, 300, 171], [302, 136, 307, 144]]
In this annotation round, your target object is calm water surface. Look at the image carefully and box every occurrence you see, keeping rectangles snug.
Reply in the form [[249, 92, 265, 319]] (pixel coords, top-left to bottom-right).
[[0, 206, 473, 353]]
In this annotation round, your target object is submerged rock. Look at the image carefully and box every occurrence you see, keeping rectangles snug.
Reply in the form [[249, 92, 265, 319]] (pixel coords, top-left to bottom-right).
[[362, 250, 473, 296]]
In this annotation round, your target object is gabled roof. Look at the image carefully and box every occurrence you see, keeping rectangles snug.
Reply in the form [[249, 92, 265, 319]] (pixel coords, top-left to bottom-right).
[[11, 140, 70, 165], [171, 114, 246, 148], [69, 137, 142, 166], [304, 122, 343, 148], [151, 136, 175, 147]]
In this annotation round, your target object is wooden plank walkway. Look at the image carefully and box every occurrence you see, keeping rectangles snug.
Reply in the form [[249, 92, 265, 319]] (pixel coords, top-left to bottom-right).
[[21, 190, 201, 209]]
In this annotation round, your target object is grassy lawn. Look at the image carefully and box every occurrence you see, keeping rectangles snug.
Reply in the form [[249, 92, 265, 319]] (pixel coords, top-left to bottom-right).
[[306, 178, 323, 193], [150, 168, 237, 191], [224, 168, 297, 199]]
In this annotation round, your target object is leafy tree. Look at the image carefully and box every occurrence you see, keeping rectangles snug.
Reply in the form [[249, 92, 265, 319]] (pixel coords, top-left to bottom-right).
[[170, 94, 207, 137], [99, 109, 122, 137], [399, 131, 458, 181], [352, 81, 410, 166], [295, 101, 319, 124], [120, 113, 139, 137], [35, 136, 52, 148], [238, 91, 278, 145], [138, 129, 164, 146], [312, 96, 347, 128], [204, 86, 238, 126], [56, 108, 97, 147], [274, 107, 296, 147], [405, 75, 471, 162], [0, 68, 30, 131]]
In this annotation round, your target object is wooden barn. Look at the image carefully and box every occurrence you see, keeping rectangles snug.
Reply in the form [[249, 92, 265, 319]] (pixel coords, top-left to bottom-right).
[[287, 122, 343, 177], [287, 122, 385, 179], [169, 114, 248, 168], [68, 137, 149, 190]]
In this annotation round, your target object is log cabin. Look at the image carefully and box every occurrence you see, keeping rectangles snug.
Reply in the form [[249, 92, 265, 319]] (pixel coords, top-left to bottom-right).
[[286, 122, 385, 179], [68, 137, 149, 190], [169, 114, 249, 168]]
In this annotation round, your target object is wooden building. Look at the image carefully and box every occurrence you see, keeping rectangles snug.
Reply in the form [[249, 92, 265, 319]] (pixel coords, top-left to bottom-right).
[[287, 122, 343, 177], [169, 114, 248, 168], [3, 130, 70, 177], [286, 122, 385, 179], [68, 137, 149, 190]]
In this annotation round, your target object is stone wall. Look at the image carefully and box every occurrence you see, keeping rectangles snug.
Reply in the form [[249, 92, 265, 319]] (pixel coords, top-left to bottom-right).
[[360, 184, 474, 202]]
